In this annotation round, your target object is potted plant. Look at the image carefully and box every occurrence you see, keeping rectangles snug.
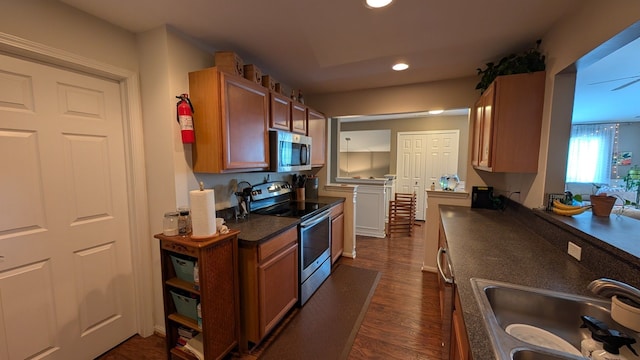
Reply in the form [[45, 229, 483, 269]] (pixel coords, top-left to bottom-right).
[[623, 164, 640, 208], [590, 193, 617, 216], [475, 39, 546, 93]]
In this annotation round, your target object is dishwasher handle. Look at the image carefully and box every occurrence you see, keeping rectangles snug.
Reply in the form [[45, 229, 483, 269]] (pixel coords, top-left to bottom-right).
[[437, 247, 454, 284]]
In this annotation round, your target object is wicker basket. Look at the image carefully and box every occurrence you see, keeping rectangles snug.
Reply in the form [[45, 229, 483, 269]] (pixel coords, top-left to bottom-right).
[[590, 194, 616, 216]]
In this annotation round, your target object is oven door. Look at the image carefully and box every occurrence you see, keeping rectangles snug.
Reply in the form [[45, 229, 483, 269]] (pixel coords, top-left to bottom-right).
[[299, 209, 331, 282]]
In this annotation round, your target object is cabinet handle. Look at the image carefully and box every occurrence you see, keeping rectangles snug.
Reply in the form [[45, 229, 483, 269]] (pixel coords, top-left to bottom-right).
[[437, 247, 454, 284]]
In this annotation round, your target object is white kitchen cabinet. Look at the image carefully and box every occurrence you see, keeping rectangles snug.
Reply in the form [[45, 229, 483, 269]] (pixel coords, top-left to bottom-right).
[[336, 178, 389, 238], [355, 184, 387, 238]]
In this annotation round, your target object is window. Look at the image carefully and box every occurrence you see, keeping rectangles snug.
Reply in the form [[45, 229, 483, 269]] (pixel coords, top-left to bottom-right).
[[566, 124, 615, 184]]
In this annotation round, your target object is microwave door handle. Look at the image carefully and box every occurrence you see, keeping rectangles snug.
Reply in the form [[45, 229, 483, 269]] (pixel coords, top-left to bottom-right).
[[300, 144, 308, 165]]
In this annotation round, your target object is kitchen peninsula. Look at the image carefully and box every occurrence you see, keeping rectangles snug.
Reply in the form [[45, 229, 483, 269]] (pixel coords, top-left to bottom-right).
[[438, 203, 640, 360], [335, 177, 394, 238]]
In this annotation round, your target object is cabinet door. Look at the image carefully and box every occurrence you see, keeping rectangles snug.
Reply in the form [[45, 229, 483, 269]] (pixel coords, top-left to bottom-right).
[[478, 83, 495, 169], [450, 289, 472, 360], [307, 109, 326, 167], [270, 92, 291, 131], [471, 99, 483, 167], [258, 243, 299, 337], [331, 212, 344, 264], [291, 102, 307, 134], [221, 73, 270, 170]]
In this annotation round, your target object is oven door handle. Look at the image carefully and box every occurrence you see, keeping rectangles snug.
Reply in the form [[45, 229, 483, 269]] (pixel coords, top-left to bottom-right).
[[300, 210, 330, 228], [437, 247, 454, 284]]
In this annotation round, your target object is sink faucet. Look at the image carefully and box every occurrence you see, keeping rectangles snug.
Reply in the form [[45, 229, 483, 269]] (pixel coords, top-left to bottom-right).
[[588, 278, 640, 305]]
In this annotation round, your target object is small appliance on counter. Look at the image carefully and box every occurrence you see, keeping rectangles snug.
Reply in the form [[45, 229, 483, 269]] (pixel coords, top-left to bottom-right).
[[471, 186, 495, 209], [305, 176, 319, 200]]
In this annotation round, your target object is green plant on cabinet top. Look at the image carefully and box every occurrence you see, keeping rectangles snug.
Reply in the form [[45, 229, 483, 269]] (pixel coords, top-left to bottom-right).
[[476, 39, 546, 94]]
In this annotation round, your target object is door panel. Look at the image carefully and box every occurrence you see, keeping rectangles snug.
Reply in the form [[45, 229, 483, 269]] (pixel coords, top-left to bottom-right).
[[0, 261, 58, 359], [398, 132, 459, 220], [0, 53, 135, 359]]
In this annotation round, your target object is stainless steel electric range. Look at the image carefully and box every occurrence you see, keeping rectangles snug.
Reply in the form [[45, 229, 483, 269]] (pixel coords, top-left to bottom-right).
[[247, 181, 332, 306]]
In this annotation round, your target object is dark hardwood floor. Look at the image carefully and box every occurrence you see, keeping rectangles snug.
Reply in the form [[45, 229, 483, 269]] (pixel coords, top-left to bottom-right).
[[97, 222, 442, 359]]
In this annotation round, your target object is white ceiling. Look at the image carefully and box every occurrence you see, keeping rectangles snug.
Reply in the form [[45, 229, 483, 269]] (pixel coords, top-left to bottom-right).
[[58, 0, 639, 123]]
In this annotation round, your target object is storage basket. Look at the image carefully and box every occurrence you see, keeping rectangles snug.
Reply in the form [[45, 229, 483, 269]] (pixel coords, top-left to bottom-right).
[[214, 51, 244, 76], [171, 255, 195, 283], [170, 290, 199, 321], [262, 75, 277, 91], [243, 64, 262, 85], [590, 194, 616, 216]]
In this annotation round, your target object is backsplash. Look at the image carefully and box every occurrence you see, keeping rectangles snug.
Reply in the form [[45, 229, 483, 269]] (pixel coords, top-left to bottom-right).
[[193, 169, 320, 212]]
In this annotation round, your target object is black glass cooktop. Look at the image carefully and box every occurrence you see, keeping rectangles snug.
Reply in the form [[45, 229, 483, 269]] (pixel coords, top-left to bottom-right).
[[253, 201, 329, 219]]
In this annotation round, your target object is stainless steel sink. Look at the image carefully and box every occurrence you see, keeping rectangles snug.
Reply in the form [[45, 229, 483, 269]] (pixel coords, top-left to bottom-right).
[[512, 349, 576, 360], [470, 278, 639, 359]]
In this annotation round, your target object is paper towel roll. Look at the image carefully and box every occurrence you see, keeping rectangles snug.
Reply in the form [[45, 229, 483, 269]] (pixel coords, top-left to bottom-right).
[[190, 188, 217, 238]]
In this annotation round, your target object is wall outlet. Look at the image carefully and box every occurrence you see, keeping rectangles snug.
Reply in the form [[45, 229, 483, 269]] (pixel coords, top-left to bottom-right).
[[568, 242, 582, 261]]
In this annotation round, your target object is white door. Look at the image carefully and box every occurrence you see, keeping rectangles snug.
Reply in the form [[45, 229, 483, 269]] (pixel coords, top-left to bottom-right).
[[425, 132, 460, 189], [397, 131, 459, 220], [0, 54, 136, 359], [397, 134, 426, 219]]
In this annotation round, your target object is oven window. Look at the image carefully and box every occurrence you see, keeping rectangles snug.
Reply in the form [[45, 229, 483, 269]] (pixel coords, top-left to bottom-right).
[[301, 216, 330, 270]]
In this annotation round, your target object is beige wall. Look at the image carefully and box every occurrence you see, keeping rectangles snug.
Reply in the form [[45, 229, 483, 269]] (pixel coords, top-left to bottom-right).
[[136, 26, 217, 332], [338, 152, 391, 178], [0, 0, 138, 72]]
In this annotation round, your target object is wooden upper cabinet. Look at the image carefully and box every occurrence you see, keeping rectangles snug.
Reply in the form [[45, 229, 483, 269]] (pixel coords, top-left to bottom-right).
[[307, 108, 326, 167], [478, 83, 495, 169], [471, 71, 545, 173], [189, 67, 270, 173], [291, 102, 307, 134], [270, 92, 291, 131], [471, 98, 483, 167]]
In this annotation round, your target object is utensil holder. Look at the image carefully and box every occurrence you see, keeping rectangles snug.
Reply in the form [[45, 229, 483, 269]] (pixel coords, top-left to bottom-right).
[[296, 188, 305, 201]]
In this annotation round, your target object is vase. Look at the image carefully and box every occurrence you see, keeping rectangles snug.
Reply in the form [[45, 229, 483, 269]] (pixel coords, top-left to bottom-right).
[[590, 194, 616, 216]]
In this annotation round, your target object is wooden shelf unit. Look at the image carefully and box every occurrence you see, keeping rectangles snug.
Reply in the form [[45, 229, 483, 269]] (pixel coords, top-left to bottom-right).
[[155, 230, 241, 360]]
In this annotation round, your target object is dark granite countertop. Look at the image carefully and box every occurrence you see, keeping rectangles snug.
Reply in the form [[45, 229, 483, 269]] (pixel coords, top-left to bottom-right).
[[439, 205, 600, 360], [226, 196, 344, 245], [538, 209, 640, 259]]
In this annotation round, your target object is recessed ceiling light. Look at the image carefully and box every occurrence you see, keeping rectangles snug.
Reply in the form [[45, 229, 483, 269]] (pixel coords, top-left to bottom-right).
[[392, 63, 409, 71], [428, 110, 445, 115], [365, 0, 393, 9]]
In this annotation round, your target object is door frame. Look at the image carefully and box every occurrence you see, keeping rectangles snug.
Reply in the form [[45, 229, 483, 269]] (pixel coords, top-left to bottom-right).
[[0, 32, 155, 336]]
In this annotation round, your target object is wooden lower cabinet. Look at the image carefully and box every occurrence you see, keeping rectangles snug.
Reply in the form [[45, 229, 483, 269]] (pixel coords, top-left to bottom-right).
[[155, 230, 240, 360], [450, 289, 472, 360], [330, 203, 344, 264], [239, 226, 299, 349]]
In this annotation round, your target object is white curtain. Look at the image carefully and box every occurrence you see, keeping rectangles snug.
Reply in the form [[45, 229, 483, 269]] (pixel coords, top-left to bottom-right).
[[566, 124, 615, 184]]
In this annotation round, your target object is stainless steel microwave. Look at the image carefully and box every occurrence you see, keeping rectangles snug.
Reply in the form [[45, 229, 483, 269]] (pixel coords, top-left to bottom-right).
[[269, 130, 312, 172]]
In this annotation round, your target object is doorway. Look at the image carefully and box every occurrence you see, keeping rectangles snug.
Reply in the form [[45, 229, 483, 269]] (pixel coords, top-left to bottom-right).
[[396, 131, 460, 220]]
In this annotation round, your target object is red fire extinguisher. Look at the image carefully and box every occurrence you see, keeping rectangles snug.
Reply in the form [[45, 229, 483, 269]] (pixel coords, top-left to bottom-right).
[[176, 93, 195, 143]]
